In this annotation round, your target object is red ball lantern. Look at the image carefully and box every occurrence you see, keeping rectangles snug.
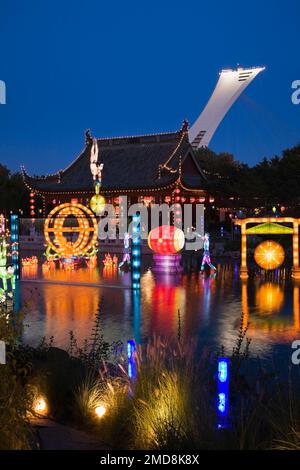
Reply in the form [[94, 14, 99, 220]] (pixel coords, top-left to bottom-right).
[[148, 225, 185, 255], [29, 191, 35, 219]]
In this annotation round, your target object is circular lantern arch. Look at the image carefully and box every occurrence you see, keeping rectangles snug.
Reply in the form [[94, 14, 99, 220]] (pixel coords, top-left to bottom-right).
[[44, 202, 98, 258], [148, 225, 185, 255]]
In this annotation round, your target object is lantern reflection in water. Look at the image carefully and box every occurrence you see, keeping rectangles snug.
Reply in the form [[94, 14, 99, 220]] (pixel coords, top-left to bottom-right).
[[255, 283, 284, 314], [22, 257, 38, 278], [40, 284, 101, 346], [141, 271, 186, 336], [241, 281, 300, 341]]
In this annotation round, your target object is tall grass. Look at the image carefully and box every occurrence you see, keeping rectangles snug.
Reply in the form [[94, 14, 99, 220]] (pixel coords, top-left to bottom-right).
[[71, 317, 300, 450], [73, 336, 218, 449], [0, 305, 33, 449]]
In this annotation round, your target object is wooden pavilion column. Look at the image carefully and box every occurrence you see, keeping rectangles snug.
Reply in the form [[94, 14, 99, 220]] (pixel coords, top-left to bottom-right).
[[292, 221, 300, 280], [240, 221, 249, 279]]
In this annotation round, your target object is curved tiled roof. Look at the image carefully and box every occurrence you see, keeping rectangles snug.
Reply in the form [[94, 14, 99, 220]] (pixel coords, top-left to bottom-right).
[[22, 124, 207, 194]]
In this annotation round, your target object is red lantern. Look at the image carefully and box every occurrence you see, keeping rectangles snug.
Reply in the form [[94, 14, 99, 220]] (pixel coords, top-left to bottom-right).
[[29, 192, 35, 218], [148, 225, 185, 255]]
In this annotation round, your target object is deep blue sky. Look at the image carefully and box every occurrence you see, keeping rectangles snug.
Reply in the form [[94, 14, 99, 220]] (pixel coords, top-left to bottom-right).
[[0, 0, 299, 174]]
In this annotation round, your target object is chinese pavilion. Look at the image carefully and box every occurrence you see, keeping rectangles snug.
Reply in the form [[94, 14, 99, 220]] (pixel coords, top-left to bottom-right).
[[22, 121, 214, 219]]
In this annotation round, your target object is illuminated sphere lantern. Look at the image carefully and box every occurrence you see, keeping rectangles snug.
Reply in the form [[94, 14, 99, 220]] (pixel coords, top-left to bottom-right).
[[90, 194, 106, 216], [148, 225, 185, 255], [90, 181, 106, 216], [254, 240, 285, 270]]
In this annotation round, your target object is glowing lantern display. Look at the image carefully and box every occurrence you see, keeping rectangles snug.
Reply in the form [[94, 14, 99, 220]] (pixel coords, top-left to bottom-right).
[[148, 225, 185, 255], [254, 240, 285, 270], [217, 357, 230, 429], [44, 202, 98, 258], [29, 192, 35, 221], [90, 181, 106, 215], [90, 194, 106, 216]]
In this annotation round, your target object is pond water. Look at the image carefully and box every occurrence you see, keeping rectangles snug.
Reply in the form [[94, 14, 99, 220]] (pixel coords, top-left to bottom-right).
[[19, 256, 299, 369]]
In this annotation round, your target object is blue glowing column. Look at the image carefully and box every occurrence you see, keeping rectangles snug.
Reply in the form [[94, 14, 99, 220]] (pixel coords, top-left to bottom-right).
[[127, 339, 137, 380], [217, 357, 230, 429], [132, 289, 141, 344], [131, 214, 141, 289], [10, 214, 20, 280]]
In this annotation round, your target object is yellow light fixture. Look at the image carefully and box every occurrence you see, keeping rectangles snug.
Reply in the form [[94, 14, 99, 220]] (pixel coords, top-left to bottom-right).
[[33, 396, 48, 415], [254, 240, 285, 270], [95, 404, 107, 418]]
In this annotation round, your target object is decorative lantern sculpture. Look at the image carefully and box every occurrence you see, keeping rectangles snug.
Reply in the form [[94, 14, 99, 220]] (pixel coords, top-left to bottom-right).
[[90, 182, 106, 216], [44, 202, 98, 259], [148, 225, 184, 273], [254, 240, 285, 270], [148, 225, 184, 255]]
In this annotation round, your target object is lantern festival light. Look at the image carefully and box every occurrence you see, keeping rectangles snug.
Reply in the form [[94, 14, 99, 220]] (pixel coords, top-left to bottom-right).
[[29, 192, 35, 222], [90, 182, 106, 216], [148, 225, 184, 255], [10, 214, 20, 280], [217, 357, 230, 429], [0, 214, 5, 235], [44, 202, 98, 259], [103, 253, 118, 268], [131, 214, 141, 289], [254, 240, 285, 270], [127, 339, 137, 380], [22, 256, 38, 267]]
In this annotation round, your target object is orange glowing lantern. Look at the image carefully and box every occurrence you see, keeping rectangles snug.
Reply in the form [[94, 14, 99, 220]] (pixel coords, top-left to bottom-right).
[[148, 225, 185, 255], [254, 240, 285, 270]]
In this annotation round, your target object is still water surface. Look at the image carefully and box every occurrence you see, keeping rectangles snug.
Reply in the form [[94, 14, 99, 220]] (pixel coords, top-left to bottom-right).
[[20, 260, 299, 368]]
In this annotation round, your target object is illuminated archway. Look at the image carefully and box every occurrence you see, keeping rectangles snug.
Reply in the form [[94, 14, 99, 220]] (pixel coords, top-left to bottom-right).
[[234, 218, 300, 280]]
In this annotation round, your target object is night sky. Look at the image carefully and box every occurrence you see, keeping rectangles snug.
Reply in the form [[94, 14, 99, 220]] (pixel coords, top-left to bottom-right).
[[0, 0, 299, 174]]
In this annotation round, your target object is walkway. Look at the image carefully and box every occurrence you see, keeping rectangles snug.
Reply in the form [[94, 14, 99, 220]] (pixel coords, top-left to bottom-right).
[[31, 417, 109, 450]]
